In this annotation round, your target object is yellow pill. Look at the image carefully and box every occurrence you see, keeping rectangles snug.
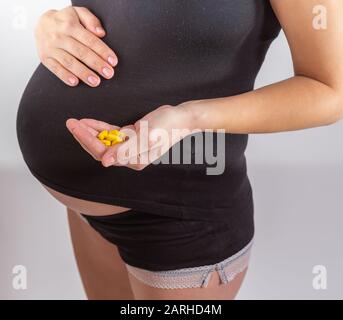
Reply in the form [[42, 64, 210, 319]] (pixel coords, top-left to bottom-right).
[[116, 135, 125, 142], [101, 139, 111, 146], [98, 130, 109, 140], [110, 136, 124, 145], [110, 130, 126, 139], [107, 133, 122, 142], [109, 129, 120, 135]]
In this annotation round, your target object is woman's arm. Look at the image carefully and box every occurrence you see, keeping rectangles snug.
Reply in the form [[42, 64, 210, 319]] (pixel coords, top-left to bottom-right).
[[66, 0, 343, 169], [180, 0, 343, 133]]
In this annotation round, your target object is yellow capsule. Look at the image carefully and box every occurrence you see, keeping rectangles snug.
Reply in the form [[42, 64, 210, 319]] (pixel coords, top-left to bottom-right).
[[107, 133, 121, 142], [98, 130, 109, 140], [117, 135, 125, 142], [109, 129, 120, 135], [110, 129, 126, 139], [101, 139, 111, 146], [110, 136, 124, 145], [111, 140, 120, 146], [118, 132, 126, 139]]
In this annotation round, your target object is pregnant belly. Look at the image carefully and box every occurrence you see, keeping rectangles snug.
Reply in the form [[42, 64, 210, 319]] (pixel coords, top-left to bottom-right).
[[16, 62, 180, 180], [16, 0, 258, 186], [14, 0, 269, 216], [16, 57, 250, 213]]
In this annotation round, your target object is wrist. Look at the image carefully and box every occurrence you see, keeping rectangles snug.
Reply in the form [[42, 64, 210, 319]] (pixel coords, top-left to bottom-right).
[[177, 99, 208, 131]]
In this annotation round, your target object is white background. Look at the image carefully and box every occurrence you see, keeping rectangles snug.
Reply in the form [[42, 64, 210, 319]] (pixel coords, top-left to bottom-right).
[[0, 1, 342, 299]]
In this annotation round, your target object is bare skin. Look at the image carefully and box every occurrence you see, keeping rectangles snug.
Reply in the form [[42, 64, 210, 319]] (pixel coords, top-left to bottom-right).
[[67, 208, 134, 299], [44, 185, 130, 216], [34, 0, 343, 299]]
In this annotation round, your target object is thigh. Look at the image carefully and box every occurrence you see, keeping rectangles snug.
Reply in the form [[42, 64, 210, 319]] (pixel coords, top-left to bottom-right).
[[41, 181, 135, 299], [67, 208, 134, 300], [128, 267, 248, 300]]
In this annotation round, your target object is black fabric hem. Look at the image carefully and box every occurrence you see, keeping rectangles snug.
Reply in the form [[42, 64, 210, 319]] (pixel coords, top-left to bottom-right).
[[27, 163, 253, 222], [117, 234, 255, 272]]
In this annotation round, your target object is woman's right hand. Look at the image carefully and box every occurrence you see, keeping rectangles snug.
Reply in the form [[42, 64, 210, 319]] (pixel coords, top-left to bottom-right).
[[35, 6, 118, 87]]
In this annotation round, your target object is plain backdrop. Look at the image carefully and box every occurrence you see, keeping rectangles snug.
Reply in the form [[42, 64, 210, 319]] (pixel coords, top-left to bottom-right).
[[1, 1, 342, 299]]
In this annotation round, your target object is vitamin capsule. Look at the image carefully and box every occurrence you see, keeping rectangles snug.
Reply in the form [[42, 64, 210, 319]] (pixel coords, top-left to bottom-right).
[[109, 129, 120, 135], [98, 130, 109, 140], [110, 130, 126, 139], [101, 139, 111, 146], [107, 133, 123, 142], [97, 129, 126, 147]]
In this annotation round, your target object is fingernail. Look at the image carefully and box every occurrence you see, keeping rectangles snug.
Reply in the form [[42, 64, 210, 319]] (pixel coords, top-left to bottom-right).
[[108, 56, 117, 66], [104, 156, 115, 167], [87, 75, 100, 86], [102, 67, 114, 78], [68, 77, 77, 85], [66, 119, 77, 131], [95, 27, 105, 35]]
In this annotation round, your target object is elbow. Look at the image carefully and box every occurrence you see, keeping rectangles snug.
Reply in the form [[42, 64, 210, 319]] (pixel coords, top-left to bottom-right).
[[323, 89, 343, 126]]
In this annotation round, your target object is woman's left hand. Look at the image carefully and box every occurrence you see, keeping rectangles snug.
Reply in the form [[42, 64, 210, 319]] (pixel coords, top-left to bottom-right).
[[66, 104, 194, 170]]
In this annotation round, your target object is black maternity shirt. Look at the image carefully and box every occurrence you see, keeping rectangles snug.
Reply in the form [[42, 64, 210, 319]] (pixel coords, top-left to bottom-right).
[[16, 0, 281, 222]]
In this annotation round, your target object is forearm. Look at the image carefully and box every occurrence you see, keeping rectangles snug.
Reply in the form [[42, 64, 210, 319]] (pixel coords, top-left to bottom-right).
[[180, 76, 343, 134]]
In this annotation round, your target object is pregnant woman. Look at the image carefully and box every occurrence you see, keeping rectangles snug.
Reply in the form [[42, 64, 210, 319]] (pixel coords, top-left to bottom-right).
[[16, 1, 343, 299]]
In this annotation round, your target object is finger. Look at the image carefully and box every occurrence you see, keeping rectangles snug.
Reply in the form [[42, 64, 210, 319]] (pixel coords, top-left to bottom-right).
[[101, 137, 136, 167], [80, 118, 120, 132], [101, 127, 145, 167], [73, 6, 106, 37], [52, 48, 101, 87], [147, 145, 164, 163], [116, 125, 142, 159], [59, 36, 114, 79], [66, 118, 106, 160], [102, 123, 167, 168], [126, 150, 150, 171], [122, 128, 170, 167], [73, 134, 98, 160], [124, 144, 163, 167], [78, 120, 99, 136], [66, 121, 97, 160], [101, 135, 156, 169], [108, 143, 160, 170], [70, 27, 118, 67], [43, 57, 79, 86], [122, 163, 148, 171], [118, 125, 153, 158], [101, 125, 143, 167]]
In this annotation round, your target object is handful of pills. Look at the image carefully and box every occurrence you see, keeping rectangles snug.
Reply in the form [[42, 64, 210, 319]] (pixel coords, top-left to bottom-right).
[[97, 129, 126, 147]]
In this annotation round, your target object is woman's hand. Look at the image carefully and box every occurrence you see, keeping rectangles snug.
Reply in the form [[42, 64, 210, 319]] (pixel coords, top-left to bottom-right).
[[35, 6, 118, 87], [66, 104, 194, 170]]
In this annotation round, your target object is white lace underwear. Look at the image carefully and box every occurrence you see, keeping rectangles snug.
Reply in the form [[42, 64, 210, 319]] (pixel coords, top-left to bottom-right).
[[125, 238, 253, 289]]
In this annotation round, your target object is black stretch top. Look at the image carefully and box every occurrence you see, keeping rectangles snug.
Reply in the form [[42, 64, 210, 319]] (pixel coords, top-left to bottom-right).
[[16, 0, 281, 220]]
